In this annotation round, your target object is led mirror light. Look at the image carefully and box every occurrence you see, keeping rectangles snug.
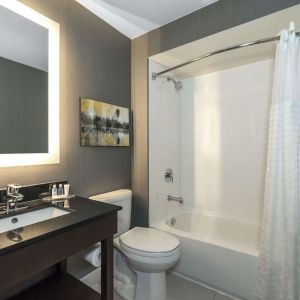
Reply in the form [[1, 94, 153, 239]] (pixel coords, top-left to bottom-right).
[[0, 0, 60, 167]]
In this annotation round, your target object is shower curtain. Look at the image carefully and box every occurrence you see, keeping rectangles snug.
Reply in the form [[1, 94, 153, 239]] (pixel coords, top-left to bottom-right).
[[256, 23, 300, 300]]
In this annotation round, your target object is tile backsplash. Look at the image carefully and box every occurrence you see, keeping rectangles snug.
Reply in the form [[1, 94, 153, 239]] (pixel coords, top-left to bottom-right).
[[0, 180, 68, 204]]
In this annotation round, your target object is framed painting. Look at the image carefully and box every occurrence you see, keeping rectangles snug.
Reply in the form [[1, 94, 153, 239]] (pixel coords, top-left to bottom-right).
[[80, 97, 130, 147]]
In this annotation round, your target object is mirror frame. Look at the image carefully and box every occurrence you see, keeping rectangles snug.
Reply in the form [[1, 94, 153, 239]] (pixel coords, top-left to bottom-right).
[[0, 0, 59, 167]]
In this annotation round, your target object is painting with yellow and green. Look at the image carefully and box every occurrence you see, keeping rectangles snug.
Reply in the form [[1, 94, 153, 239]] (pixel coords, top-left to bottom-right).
[[80, 97, 130, 146]]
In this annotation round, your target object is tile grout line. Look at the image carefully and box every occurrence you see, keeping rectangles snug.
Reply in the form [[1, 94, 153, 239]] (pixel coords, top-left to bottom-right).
[[168, 275, 218, 300], [169, 272, 235, 300], [167, 276, 183, 299]]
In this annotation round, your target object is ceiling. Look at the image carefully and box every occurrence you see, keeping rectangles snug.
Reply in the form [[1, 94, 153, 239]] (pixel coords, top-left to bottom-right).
[[75, 0, 218, 39]]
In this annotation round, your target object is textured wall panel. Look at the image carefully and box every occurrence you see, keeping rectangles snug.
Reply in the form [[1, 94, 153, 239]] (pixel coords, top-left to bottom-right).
[[0, 0, 131, 198]]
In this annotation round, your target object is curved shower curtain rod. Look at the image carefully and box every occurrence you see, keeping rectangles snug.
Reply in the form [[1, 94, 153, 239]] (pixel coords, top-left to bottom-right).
[[152, 31, 300, 79]]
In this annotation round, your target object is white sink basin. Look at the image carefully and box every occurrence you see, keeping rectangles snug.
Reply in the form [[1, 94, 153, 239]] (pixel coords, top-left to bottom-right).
[[0, 207, 70, 234]]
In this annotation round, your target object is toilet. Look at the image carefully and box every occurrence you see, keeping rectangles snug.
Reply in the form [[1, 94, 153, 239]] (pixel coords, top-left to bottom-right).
[[90, 189, 180, 300]]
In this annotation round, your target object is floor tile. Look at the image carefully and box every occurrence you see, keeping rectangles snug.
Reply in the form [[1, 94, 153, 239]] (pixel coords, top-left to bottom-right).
[[214, 294, 234, 300], [82, 269, 221, 300], [168, 277, 216, 300], [91, 283, 101, 293], [166, 272, 182, 296], [89, 269, 101, 286], [90, 282, 122, 300], [80, 276, 93, 287]]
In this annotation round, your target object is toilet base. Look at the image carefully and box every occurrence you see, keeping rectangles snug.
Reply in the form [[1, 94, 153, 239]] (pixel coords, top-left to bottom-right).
[[134, 270, 167, 300]]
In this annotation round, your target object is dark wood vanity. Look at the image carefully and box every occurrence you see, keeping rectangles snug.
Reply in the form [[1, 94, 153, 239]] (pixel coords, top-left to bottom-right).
[[0, 196, 121, 300]]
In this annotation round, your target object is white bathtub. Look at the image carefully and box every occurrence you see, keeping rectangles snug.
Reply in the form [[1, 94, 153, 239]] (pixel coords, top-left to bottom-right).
[[152, 210, 260, 300]]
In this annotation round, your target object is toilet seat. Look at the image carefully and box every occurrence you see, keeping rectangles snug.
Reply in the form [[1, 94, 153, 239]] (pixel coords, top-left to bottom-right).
[[120, 242, 179, 258], [119, 227, 180, 258]]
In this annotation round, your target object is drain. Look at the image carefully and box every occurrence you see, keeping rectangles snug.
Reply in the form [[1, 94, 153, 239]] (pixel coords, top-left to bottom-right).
[[11, 217, 18, 224], [170, 217, 176, 226]]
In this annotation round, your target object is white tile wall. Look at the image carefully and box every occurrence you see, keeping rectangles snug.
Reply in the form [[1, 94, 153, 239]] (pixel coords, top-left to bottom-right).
[[149, 61, 182, 225], [180, 59, 274, 223], [149, 59, 273, 226]]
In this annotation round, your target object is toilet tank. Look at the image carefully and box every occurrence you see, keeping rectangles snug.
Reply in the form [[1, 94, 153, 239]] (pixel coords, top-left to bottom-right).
[[89, 189, 132, 236]]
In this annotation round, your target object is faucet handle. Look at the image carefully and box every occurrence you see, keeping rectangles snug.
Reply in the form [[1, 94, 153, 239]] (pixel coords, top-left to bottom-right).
[[7, 184, 21, 188], [7, 184, 22, 196], [164, 168, 174, 183]]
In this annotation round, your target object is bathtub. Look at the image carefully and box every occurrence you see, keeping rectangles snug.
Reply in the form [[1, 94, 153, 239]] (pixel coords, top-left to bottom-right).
[[152, 210, 260, 300]]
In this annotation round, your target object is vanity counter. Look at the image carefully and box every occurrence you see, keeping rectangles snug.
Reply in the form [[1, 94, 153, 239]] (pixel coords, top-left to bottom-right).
[[0, 196, 120, 254], [0, 196, 121, 299]]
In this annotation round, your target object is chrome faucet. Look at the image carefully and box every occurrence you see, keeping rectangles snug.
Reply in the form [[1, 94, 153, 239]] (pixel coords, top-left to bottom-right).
[[157, 194, 184, 204], [6, 184, 24, 214], [167, 195, 184, 204]]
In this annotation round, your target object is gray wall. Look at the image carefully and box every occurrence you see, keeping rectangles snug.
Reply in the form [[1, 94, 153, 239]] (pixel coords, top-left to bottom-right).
[[0, 57, 48, 154], [0, 0, 131, 197], [132, 0, 300, 227]]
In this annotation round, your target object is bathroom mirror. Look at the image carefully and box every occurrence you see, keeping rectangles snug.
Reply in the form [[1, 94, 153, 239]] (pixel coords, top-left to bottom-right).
[[0, 1, 59, 167]]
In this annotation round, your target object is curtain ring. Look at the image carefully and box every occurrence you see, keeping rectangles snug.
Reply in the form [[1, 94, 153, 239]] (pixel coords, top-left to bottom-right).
[[289, 21, 295, 34]]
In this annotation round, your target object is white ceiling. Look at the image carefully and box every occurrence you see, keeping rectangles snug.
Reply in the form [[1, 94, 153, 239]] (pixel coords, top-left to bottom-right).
[[75, 0, 218, 39]]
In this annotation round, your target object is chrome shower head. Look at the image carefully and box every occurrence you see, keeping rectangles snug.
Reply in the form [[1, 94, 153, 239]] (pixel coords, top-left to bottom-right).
[[175, 80, 183, 89], [167, 76, 183, 90]]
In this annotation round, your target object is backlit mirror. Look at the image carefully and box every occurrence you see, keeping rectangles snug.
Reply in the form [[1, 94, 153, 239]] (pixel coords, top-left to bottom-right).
[[0, 1, 59, 167]]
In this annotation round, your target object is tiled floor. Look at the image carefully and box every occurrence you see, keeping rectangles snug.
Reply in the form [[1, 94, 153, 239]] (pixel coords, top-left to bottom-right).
[[80, 269, 234, 300], [166, 273, 233, 300]]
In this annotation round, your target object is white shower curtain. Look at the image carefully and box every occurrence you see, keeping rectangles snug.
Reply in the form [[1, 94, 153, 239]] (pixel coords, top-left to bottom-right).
[[256, 23, 300, 300]]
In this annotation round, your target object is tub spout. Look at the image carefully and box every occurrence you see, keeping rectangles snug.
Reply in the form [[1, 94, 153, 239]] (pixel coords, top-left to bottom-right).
[[167, 195, 184, 204], [157, 194, 184, 204]]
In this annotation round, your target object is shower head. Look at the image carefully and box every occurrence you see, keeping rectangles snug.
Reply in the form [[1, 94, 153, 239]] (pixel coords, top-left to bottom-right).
[[175, 80, 183, 89], [167, 76, 183, 90]]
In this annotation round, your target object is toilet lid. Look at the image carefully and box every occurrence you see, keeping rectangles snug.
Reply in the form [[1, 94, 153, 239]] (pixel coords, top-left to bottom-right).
[[119, 227, 179, 253]]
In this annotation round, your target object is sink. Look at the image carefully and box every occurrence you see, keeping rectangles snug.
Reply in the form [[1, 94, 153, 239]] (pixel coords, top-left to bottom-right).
[[0, 207, 70, 234]]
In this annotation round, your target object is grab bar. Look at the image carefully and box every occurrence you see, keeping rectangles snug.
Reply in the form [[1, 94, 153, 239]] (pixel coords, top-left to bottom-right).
[[157, 194, 184, 204]]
